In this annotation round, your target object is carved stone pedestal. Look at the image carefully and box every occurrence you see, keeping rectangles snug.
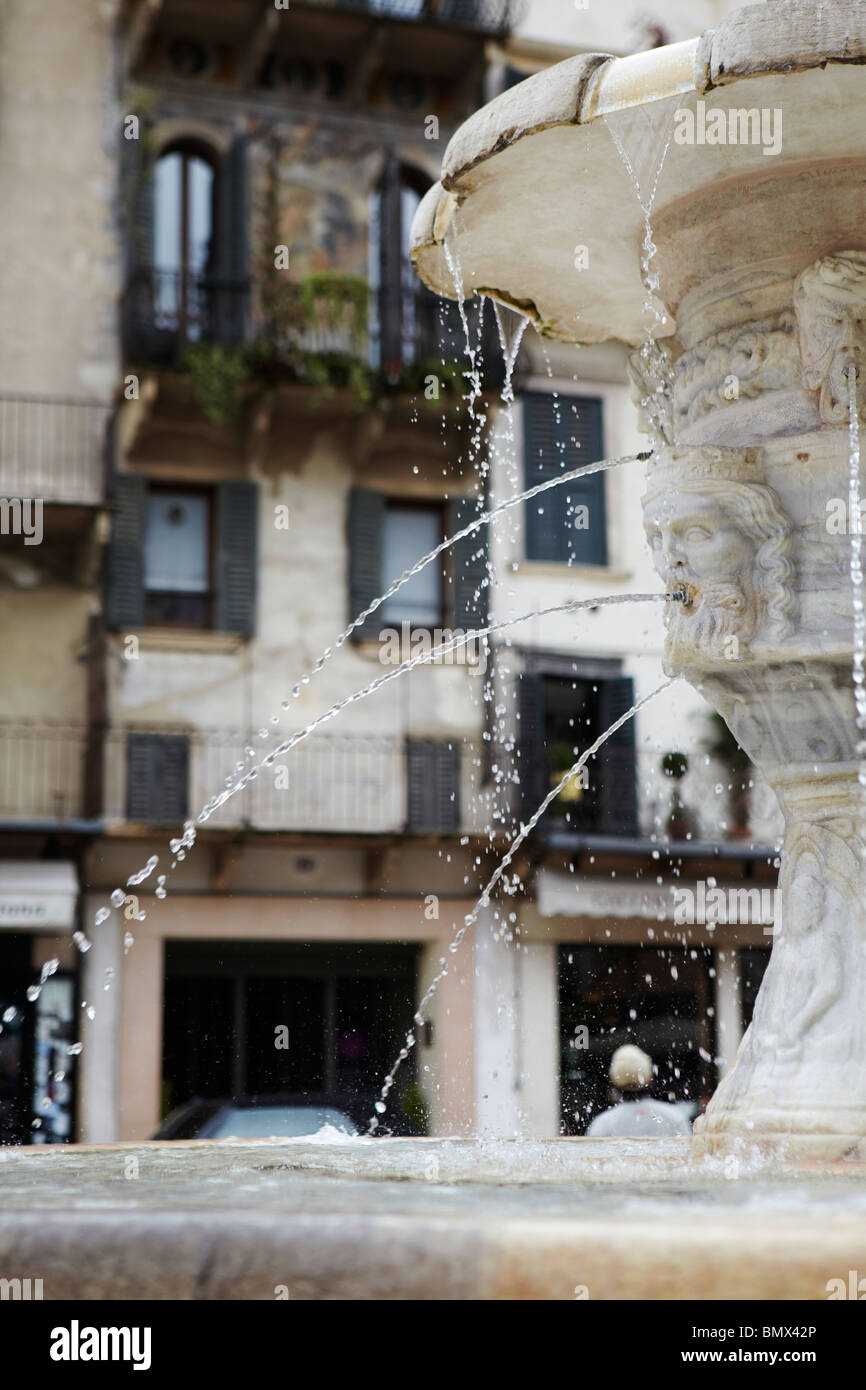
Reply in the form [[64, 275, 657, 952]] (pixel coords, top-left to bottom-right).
[[640, 252, 866, 1159]]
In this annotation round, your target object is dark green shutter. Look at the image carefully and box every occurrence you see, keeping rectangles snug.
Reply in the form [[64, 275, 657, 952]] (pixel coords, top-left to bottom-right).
[[126, 733, 189, 824], [216, 481, 258, 637], [105, 474, 146, 631], [121, 124, 154, 276], [218, 134, 250, 341], [451, 495, 488, 629], [406, 741, 461, 833], [597, 676, 637, 836], [348, 487, 385, 642], [523, 393, 607, 566], [517, 671, 546, 816]]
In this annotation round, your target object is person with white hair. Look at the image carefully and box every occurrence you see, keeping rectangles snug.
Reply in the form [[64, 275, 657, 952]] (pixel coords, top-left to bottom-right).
[[586, 1044, 693, 1137]]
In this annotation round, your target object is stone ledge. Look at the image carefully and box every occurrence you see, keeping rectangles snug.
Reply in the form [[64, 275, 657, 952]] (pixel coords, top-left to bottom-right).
[[1, 1138, 865, 1299]]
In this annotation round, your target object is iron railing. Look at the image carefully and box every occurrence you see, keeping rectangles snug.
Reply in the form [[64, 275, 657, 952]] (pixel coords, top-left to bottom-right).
[[0, 395, 111, 505], [0, 724, 88, 822], [123, 269, 250, 365], [124, 267, 502, 386]]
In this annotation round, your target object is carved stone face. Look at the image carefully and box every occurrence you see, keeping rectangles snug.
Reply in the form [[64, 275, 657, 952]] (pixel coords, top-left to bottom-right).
[[644, 492, 756, 588], [794, 252, 866, 424], [644, 490, 761, 667]]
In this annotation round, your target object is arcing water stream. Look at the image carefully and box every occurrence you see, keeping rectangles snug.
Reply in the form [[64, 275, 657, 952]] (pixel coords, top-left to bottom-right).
[[369, 678, 676, 1130]]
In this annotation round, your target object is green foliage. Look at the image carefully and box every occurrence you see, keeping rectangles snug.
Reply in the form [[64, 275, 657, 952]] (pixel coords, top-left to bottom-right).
[[179, 343, 250, 424], [702, 711, 751, 772], [661, 750, 689, 780], [400, 1082, 430, 1133]]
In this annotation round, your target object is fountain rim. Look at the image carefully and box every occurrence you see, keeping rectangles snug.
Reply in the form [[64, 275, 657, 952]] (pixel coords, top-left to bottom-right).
[[411, 0, 866, 317]]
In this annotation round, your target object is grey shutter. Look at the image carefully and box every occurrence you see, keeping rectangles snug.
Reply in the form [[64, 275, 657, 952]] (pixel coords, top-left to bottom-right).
[[348, 487, 385, 642], [105, 474, 146, 630], [406, 741, 461, 833], [217, 134, 250, 342], [451, 495, 488, 629], [120, 125, 155, 356], [126, 733, 189, 823], [523, 393, 607, 566], [216, 481, 258, 637], [517, 671, 546, 817], [597, 676, 637, 836]]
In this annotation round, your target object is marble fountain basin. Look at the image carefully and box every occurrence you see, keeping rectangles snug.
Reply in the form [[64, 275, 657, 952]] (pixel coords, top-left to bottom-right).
[[1, 1137, 866, 1300]]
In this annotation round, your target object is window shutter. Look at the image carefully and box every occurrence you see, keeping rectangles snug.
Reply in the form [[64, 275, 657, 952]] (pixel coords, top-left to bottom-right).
[[121, 126, 154, 277], [378, 149, 402, 372], [218, 134, 250, 342], [216, 481, 258, 637], [597, 676, 638, 836], [105, 474, 146, 631], [348, 487, 385, 642], [406, 741, 461, 833], [523, 393, 607, 566], [126, 733, 189, 824], [450, 495, 488, 630], [517, 671, 546, 816]]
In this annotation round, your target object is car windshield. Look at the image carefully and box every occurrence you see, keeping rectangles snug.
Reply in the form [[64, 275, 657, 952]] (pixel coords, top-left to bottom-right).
[[208, 1106, 357, 1139]]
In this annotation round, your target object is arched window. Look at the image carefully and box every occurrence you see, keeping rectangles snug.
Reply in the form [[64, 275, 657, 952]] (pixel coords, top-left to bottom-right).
[[152, 142, 216, 341]]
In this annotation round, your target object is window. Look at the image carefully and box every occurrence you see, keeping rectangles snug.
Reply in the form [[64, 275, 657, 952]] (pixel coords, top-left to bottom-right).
[[105, 477, 258, 637], [144, 489, 211, 627], [152, 145, 216, 340], [126, 732, 189, 824], [348, 489, 486, 641], [406, 740, 461, 833], [370, 159, 440, 376], [380, 502, 442, 626], [518, 669, 637, 835], [523, 393, 607, 566]]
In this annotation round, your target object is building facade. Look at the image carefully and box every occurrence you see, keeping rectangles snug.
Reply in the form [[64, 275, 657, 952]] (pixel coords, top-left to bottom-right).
[[0, 0, 776, 1145]]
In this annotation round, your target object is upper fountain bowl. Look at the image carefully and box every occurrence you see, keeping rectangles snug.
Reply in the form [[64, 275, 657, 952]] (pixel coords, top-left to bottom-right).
[[410, 0, 866, 349]]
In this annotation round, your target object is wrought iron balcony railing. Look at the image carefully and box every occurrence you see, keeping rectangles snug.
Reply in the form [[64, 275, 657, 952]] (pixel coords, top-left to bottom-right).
[[124, 266, 503, 388], [0, 722, 479, 836], [0, 395, 111, 506]]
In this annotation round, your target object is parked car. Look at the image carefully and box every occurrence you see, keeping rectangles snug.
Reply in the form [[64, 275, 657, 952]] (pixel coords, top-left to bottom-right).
[[152, 1092, 359, 1141]]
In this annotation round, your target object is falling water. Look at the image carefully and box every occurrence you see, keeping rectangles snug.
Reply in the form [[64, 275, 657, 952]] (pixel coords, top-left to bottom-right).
[[492, 301, 530, 406], [369, 678, 676, 1131], [604, 114, 675, 451]]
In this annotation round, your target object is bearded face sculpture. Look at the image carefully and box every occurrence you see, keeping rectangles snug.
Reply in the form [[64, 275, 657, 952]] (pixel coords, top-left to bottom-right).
[[643, 451, 796, 673]]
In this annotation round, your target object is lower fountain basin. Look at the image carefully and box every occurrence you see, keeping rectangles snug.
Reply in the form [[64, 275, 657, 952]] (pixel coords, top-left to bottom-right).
[[3, 1138, 866, 1300]]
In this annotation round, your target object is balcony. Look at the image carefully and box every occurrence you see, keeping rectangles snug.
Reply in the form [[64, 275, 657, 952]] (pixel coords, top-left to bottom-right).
[[0, 722, 480, 837], [0, 724, 89, 825], [123, 268, 501, 393], [0, 395, 111, 506]]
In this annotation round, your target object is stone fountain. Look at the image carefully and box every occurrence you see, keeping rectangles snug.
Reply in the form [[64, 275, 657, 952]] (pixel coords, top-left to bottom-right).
[[3, 1, 866, 1304], [412, 0, 866, 1162]]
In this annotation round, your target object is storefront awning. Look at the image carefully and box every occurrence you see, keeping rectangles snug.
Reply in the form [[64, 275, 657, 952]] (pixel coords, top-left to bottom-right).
[[537, 869, 777, 926], [0, 862, 78, 931]]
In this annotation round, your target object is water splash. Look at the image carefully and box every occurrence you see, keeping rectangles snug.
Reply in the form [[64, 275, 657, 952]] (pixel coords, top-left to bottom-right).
[[368, 678, 676, 1131]]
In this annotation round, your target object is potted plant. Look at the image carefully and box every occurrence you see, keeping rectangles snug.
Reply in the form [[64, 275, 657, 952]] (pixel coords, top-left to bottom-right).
[[702, 712, 752, 839], [661, 750, 693, 840]]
